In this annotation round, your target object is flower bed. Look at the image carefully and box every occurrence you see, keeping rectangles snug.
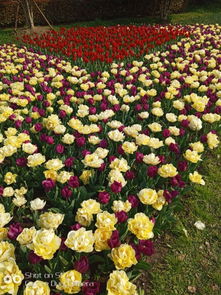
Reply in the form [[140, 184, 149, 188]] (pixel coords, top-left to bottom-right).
[[0, 24, 221, 295], [21, 25, 189, 63]]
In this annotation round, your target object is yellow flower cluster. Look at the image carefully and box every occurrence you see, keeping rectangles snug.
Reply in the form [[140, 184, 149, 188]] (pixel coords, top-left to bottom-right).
[[107, 270, 138, 295], [111, 244, 137, 269], [128, 213, 154, 240]]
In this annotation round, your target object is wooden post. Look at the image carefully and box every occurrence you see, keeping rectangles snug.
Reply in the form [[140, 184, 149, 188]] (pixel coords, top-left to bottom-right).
[[32, 0, 54, 31], [14, 1, 20, 33], [20, 0, 35, 29]]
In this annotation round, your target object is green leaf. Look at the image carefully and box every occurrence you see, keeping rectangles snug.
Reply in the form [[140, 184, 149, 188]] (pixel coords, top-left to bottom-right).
[[68, 199, 75, 209], [44, 265, 52, 274], [134, 261, 151, 271], [89, 254, 106, 264], [20, 245, 27, 254], [50, 207, 63, 213], [59, 256, 69, 266]]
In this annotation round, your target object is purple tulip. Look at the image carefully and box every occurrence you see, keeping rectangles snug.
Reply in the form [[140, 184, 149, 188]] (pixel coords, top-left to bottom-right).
[[25, 117, 32, 123], [59, 110, 67, 118], [130, 243, 141, 260], [89, 107, 97, 114], [70, 223, 82, 231], [162, 129, 171, 137], [76, 136, 86, 147], [128, 195, 139, 208], [64, 157, 75, 167], [74, 256, 89, 273], [158, 155, 166, 163], [0, 186, 3, 196], [115, 211, 128, 223], [55, 144, 65, 154], [177, 161, 188, 172], [200, 134, 208, 143], [116, 142, 124, 154], [147, 166, 158, 177], [125, 170, 136, 180], [68, 176, 80, 188], [42, 178, 55, 191], [181, 119, 189, 128], [110, 181, 122, 193], [15, 120, 22, 129], [135, 152, 144, 162], [98, 163, 106, 172], [28, 251, 43, 264], [138, 240, 154, 256], [169, 143, 180, 154], [107, 230, 121, 248], [98, 191, 110, 204], [59, 237, 68, 251], [34, 123, 43, 132], [8, 223, 23, 240], [82, 281, 100, 295], [46, 136, 54, 145], [16, 157, 27, 167], [82, 150, 91, 157], [61, 186, 72, 199], [109, 155, 116, 163], [99, 139, 108, 148]]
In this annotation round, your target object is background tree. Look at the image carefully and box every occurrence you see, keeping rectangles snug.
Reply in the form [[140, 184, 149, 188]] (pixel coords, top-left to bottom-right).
[[17, 0, 54, 30], [157, 0, 172, 22], [19, 0, 35, 28]]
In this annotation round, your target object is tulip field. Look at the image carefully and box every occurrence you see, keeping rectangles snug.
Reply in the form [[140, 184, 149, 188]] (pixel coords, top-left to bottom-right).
[[21, 25, 188, 63], [0, 23, 220, 295]]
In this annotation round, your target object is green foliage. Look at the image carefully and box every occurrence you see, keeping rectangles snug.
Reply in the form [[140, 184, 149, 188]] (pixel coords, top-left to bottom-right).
[[143, 145, 221, 295]]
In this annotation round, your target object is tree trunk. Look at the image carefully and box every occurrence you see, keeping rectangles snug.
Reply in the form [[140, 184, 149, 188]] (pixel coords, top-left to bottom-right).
[[181, 0, 190, 11], [159, 0, 172, 22], [21, 0, 34, 29], [153, 0, 159, 16]]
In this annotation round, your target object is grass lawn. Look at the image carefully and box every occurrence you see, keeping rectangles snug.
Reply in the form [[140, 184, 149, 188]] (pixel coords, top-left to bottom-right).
[[171, 1, 221, 25], [0, 28, 16, 45], [144, 145, 221, 295]]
